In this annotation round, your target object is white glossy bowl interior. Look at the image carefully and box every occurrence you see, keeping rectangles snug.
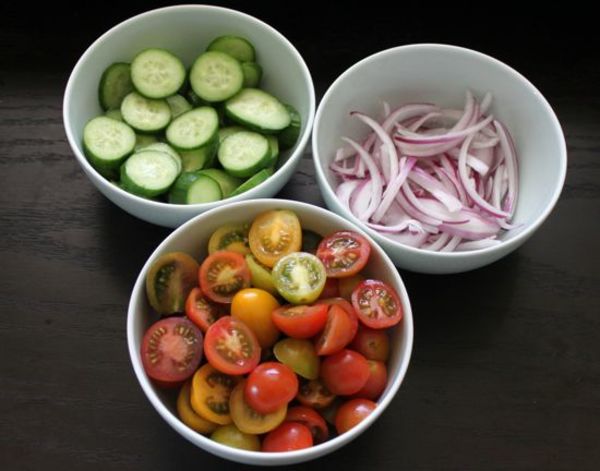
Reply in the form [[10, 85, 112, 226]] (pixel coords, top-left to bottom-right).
[[64, 5, 315, 227], [313, 44, 567, 274], [127, 199, 413, 465]]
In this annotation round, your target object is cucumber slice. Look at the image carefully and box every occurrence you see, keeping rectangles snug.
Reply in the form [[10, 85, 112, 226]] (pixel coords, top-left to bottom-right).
[[218, 126, 246, 144], [266, 135, 279, 168], [241, 62, 262, 88], [105, 109, 123, 121], [139, 142, 182, 174], [167, 94, 193, 119], [98, 62, 134, 111], [121, 92, 171, 133], [134, 134, 159, 151], [180, 137, 218, 172], [229, 168, 274, 197], [190, 51, 244, 103], [131, 49, 186, 99], [83, 116, 136, 172], [197, 169, 242, 197], [218, 131, 270, 178], [168, 172, 222, 204], [121, 150, 179, 197], [207, 35, 256, 62], [279, 104, 302, 150], [166, 107, 219, 151], [225, 88, 291, 133]]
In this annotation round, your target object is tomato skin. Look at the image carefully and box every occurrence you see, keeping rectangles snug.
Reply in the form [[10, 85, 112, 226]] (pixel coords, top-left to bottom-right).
[[350, 327, 390, 362], [271, 304, 328, 339], [199, 251, 251, 304], [314, 304, 358, 356], [245, 362, 299, 414], [335, 399, 376, 434], [210, 424, 260, 451], [262, 422, 313, 452], [286, 406, 328, 443], [249, 209, 302, 267], [231, 288, 280, 348], [315, 297, 356, 317], [319, 278, 340, 299], [316, 231, 371, 278], [351, 279, 403, 328], [338, 274, 365, 300], [204, 316, 261, 375], [229, 380, 287, 435], [177, 381, 218, 434], [296, 379, 336, 409], [185, 287, 223, 332], [273, 338, 320, 380], [141, 317, 203, 387], [320, 349, 370, 396], [352, 361, 387, 400]]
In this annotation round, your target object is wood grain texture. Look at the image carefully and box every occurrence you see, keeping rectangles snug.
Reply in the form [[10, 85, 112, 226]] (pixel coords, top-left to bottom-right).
[[1, 4, 598, 470]]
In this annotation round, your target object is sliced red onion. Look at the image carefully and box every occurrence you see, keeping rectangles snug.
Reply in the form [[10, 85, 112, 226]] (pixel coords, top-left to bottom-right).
[[372, 157, 416, 222], [421, 232, 451, 251], [408, 166, 463, 212], [350, 179, 373, 218], [335, 179, 361, 209], [439, 209, 501, 240], [394, 114, 493, 145], [455, 238, 502, 251], [494, 120, 518, 217], [440, 235, 462, 252]]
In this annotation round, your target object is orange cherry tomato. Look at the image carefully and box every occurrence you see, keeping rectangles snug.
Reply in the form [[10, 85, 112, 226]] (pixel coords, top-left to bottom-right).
[[231, 288, 280, 347], [248, 209, 302, 267]]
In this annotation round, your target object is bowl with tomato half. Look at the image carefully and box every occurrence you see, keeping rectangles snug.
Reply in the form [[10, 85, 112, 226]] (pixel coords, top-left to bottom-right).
[[127, 199, 413, 465]]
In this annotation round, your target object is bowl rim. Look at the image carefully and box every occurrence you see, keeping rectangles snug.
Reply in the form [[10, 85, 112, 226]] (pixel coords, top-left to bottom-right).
[[126, 198, 414, 464], [312, 43, 567, 259], [63, 4, 315, 211]]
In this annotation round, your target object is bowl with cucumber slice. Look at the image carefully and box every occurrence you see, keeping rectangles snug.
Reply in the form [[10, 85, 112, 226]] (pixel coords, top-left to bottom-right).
[[64, 5, 314, 227]]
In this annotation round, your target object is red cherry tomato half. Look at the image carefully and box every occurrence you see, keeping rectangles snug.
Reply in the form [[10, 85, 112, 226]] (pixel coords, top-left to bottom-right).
[[315, 297, 356, 317], [320, 349, 369, 396], [353, 361, 387, 400], [245, 362, 299, 414], [185, 287, 223, 332], [262, 422, 313, 452], [350, 327, 390, 362], [318, 278, 340, 299], [314, 304, 358, 356], [199, 251, 251, 303], [296, 379, 336, 409], [335, 398, 376, 434], [351, 279, 403, 329], [286, 406, 328, 443], [271, 304, 328, 339], [204, 316, 260, 375], [141, 317, 203, 387], [316, 231, 371, 278]]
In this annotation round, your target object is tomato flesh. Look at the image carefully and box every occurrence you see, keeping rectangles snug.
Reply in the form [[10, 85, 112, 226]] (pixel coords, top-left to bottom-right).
[[177, 381, 218, 434], [314, 304, 358, 356], [199, 251, 251, 304], [335, 398, 376, 434], [185, 287, 223, 332], [204, 316, 260, 375], [320, 349, 369, 396], [262, 422, 313, 452], [351, 279, 403, 328], [249, 209, 302, 267], [296, 379, 335, 409], [141, 317, 203, 386], [245, 362, 299, 414], [286, 406, 328, 443], [208, 223, 250, 256], [271, 304, 328, 339], [229, 380, 287, 434], [190, 363, 239, 425], [272, 252, 327, 304], [316, 231, 371, 278]]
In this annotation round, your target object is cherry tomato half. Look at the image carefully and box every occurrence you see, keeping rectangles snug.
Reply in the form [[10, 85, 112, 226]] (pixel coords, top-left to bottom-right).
[[353, 360, 387, 401], [141, 317, 203, 387], [314, 303, 358, 356], [204, 316, 261, 375], [177, 380, 218, 434], [199, 251, 251, 304], [185, 287, 223, 332], [273, 338, 320, 380], [316, 231, 371, 278], [271, 304, 328, 339], [208, 223, 250, 256], [230, 380, 287, 435], [335, 398, 376, 434], [272, 252, 327, 304], [190, 363, 239, 425], [296, 379, 336, 409], [249, 209, 302, 267], [262, 422, 313, 452], [286, 406, 328, 443], [245, 362, 299, 414], [351, 279, 403, 329], [320, 349, 369, 396], [231, 288, 280, 348], [210, 424, 260, 451], [350, 327, 390, 362]]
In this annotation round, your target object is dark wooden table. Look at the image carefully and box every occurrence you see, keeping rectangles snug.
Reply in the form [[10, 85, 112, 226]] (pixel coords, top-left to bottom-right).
[[1, 4, 598, 470]]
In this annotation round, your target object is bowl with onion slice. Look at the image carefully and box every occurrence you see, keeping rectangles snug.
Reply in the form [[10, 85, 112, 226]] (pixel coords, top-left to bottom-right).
[[312, 44, 566, 274]]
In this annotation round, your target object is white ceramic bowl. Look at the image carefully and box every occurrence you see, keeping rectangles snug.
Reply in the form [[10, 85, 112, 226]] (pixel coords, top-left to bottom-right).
[[127, 199, 413, 465], [63, 5, 315, 227], [312, 44, 567, 274]]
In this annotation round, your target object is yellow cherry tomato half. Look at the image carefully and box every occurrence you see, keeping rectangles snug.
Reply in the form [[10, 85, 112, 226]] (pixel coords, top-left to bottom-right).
[[177, 381, 218, 434], [249, 209, 302, 267], [231, 288, 281, 348]]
